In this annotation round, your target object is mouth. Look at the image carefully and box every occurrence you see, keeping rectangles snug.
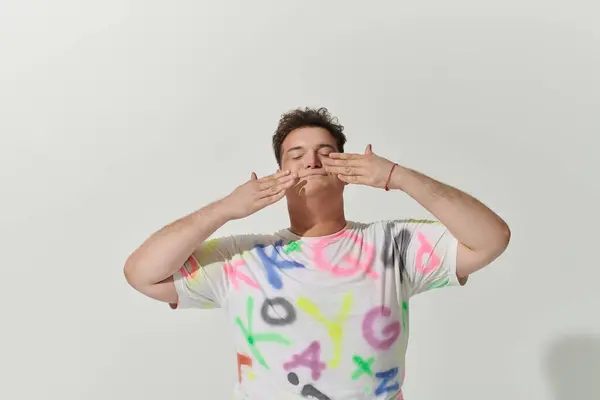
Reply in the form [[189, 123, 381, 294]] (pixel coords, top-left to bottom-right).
[[300, 171, 330, 179]]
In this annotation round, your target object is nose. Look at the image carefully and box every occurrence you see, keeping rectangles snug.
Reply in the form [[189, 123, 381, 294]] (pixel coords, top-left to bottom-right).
[[304, 152, 323, 169]]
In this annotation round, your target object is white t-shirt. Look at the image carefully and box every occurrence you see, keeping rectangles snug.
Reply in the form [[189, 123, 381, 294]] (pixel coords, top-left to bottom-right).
[[172, 219, 462, 399]]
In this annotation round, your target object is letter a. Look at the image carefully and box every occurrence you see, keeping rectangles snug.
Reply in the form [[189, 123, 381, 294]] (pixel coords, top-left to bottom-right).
[[283, 341, 327, 381]]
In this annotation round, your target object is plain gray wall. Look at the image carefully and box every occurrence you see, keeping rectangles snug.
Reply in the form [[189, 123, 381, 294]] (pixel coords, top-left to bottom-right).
[[1, 1, 599, 399]]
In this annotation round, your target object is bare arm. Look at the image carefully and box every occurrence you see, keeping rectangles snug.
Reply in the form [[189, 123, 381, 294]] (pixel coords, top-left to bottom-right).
[[123, 200, 233, 304], [323, 146, 510, 282], [123, 169, 298, 305], [389, 165, 511, 280]]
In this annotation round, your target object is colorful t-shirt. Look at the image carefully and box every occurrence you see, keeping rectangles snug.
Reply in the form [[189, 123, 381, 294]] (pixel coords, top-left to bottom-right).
[[172, 219, 462, 399]]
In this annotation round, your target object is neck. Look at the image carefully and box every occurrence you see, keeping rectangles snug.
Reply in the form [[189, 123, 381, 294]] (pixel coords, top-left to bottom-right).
[[286, 195, 347, 237]]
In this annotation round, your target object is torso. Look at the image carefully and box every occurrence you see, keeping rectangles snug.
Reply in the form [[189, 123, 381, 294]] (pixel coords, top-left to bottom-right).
[[225, 222, 408, 399]]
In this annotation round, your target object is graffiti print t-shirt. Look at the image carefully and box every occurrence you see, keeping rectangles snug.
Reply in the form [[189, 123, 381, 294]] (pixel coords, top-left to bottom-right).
[[172, 219, 463, 399]]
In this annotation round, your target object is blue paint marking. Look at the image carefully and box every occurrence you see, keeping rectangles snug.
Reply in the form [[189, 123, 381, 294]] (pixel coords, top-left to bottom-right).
[[375, 367, 400, 396], [255, 240, 305, 289]]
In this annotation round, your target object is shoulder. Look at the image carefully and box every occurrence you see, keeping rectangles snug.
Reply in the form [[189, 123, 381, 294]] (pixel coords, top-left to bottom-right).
[[346, 218, 442, 239], [203, 229, 293, 253], [213, 233, 278, 248], [346, 219, 427, 232], [357, 218, 441, 230], [192, 231, 282, 264]]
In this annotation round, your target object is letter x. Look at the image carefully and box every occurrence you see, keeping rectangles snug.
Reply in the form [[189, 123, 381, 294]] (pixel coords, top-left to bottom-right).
[[351, 354, 375, 380]]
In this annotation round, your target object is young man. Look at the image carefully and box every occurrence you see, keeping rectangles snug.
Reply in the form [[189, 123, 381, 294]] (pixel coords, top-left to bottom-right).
[[124, 107, 510, 399]]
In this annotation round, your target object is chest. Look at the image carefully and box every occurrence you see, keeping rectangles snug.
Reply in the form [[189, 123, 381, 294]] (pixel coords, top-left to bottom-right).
[[226, 268, 409, 397], [223, 234, 409, 397]]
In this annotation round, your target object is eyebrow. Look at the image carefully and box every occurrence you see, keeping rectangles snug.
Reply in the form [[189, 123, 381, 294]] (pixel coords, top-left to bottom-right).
[[286, 144, 336, 153]]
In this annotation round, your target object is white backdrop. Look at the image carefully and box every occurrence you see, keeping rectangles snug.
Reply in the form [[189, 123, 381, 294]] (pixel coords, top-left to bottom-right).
[[1, 1, 599, 399]]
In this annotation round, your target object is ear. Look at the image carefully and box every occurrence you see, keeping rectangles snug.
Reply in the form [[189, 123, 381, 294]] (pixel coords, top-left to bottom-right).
[[251, 172, 258, 180], [365, 144, 373, 155]]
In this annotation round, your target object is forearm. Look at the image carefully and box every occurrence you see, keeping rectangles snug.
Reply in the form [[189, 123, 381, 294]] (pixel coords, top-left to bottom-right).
[[124, 200, 233, 286], [389, 165, 510, 254]]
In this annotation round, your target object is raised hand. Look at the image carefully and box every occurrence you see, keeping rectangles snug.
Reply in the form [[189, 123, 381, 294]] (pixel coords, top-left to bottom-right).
[[322, 144, 397, 189], [220, 170, 299, 220]]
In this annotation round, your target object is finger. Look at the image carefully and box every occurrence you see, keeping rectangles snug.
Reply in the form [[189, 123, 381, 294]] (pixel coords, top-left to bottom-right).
[[337, 174, 364, 184], [257, 188, 287, 207], [322, 158, 363, 167], [258, 175, 298, 198], [328, 152, 363, 160], [257, 169, 291, 183], [258, 172, 298, 191], [324, 165, 365, 176]]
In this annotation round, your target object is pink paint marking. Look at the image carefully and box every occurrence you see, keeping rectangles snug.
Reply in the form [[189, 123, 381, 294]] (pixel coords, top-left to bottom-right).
[[312, 231, 378, 279], [362, 306, 401, 350], [224, 259, 259, 291], [179, 255, 200, 279], [415, 233, 441, 274], [283, 340, 327, 381]]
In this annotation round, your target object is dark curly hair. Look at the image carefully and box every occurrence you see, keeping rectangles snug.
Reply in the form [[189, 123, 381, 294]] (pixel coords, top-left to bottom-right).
[[272, 107, 347, 166]]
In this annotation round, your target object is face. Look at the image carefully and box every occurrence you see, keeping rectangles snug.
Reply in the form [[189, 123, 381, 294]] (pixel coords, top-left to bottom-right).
[[279, 127, 345, 198]]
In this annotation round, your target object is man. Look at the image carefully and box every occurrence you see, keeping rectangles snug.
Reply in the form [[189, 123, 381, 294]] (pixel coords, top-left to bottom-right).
[[124, 107, 510, 399]]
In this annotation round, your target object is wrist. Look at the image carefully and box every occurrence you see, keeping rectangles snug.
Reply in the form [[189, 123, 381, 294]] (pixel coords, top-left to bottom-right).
[[197, 199, 236, 225], [387, 164, 410, 191]]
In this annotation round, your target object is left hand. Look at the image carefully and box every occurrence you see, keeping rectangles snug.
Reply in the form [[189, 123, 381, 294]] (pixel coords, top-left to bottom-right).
[[323, 144, 397, 189]]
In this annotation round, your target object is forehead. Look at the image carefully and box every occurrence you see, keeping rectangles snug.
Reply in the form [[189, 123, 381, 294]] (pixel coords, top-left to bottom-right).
[[281, 127, 337, 151]]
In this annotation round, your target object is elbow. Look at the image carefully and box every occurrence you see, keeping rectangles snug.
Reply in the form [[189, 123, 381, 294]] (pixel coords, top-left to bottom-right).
[[456, 222, 511, 278], [481, 221, 511, 261], [492, 221, 511, 258], [500, 221, 511, 249], [123, 257, 141, 289]]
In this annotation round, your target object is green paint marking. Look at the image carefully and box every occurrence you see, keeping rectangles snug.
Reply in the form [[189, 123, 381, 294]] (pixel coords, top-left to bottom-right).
[[203, 238, 219, 252], [403, 218, 440, 224], [429, 278, 450, 289], [401, 301, 409, 331], [234, 297, 292, 369], [284, 240, 303, 254], [351, 354, 375, 380]]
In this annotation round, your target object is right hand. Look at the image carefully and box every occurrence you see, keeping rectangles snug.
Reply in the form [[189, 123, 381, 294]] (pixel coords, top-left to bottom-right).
[[219, 170, 299, 220]]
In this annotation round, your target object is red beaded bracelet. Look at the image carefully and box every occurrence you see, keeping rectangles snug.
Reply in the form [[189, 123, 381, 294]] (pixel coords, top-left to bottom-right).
[[385, 163, 398, 191]]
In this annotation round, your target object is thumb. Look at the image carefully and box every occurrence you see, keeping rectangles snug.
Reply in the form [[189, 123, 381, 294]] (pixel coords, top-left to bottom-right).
[[250, 172, 258, 180], [365, 144, 373, 155]]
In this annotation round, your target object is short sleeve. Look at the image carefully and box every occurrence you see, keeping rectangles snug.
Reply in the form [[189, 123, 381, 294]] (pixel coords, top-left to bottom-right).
[[385, 219, 463, 297], [171, 236, 236, 310]]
